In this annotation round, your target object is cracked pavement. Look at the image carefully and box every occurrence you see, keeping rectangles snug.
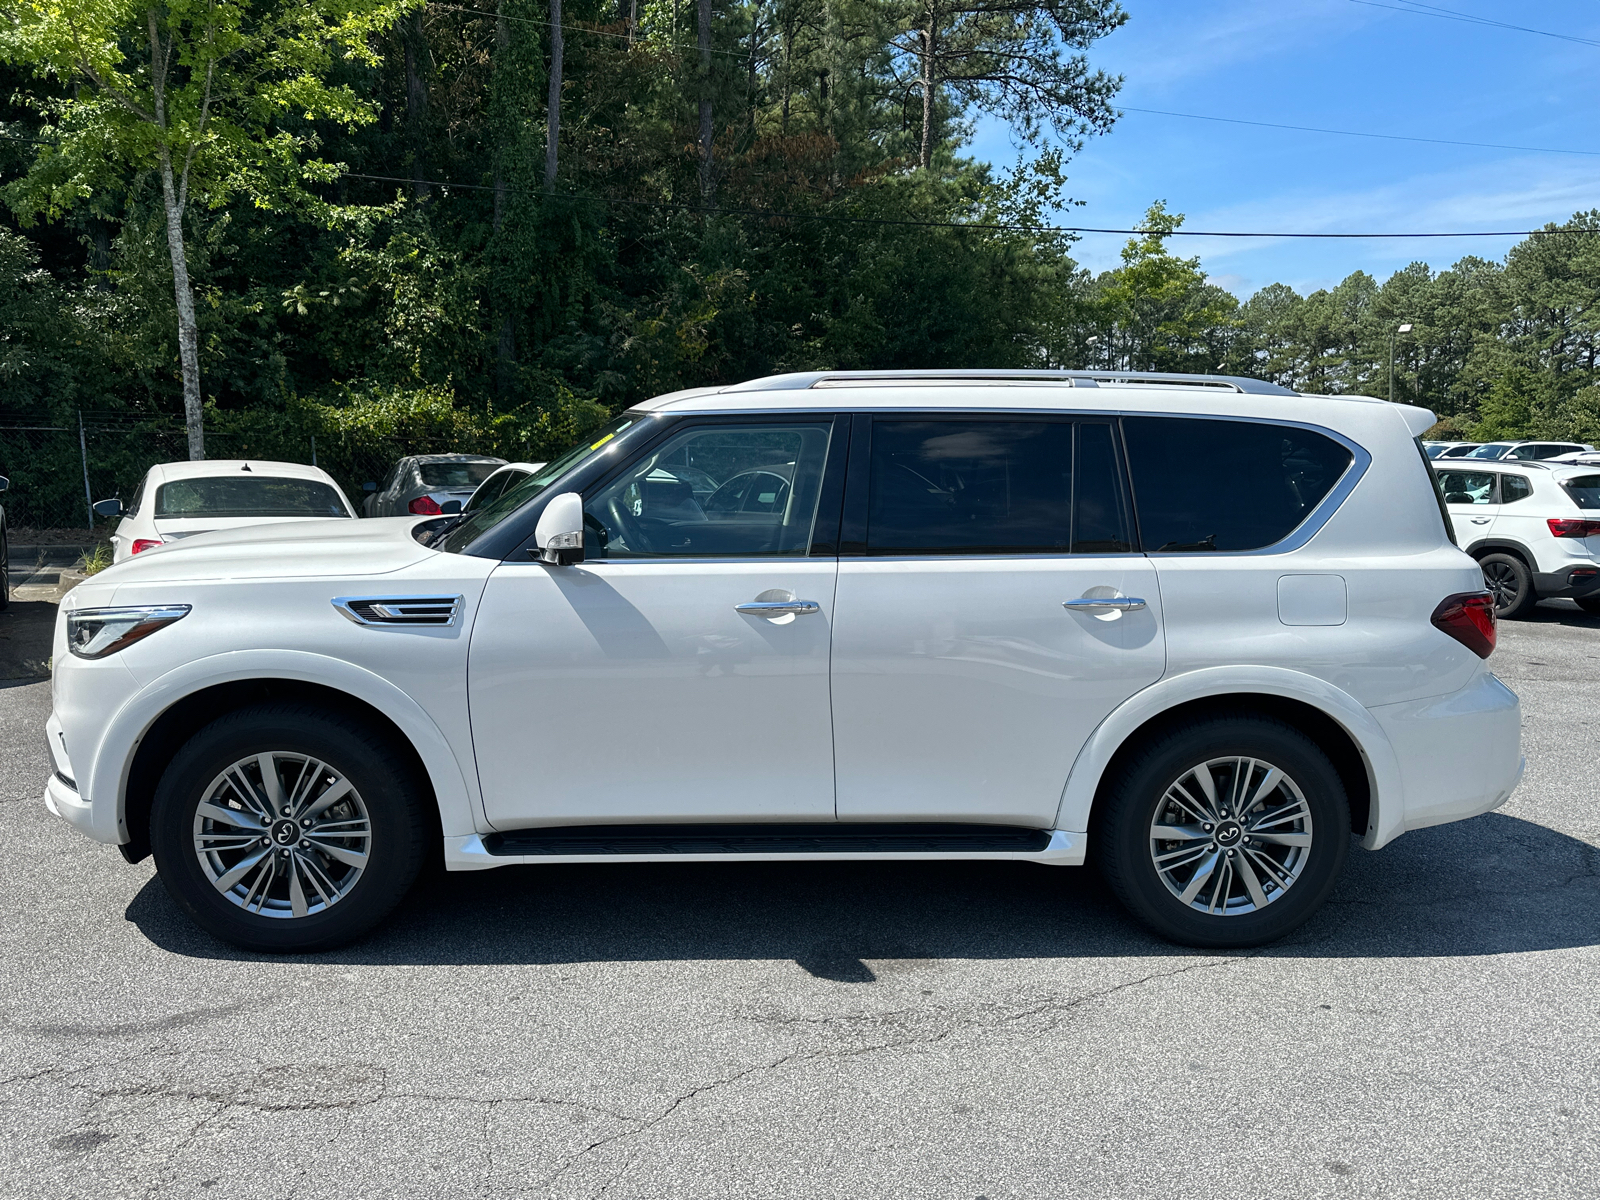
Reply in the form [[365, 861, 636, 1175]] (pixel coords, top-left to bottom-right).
[[2, 600, 1597, 1198]]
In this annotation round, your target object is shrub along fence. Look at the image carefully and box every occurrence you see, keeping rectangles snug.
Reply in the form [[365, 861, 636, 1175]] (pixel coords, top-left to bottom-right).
[[0, 386, 608, 534]]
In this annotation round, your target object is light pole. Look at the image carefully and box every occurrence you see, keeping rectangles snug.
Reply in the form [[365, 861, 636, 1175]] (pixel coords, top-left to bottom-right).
[[1388, 322, 1413, 403], [1086, 335, 1099, 369]]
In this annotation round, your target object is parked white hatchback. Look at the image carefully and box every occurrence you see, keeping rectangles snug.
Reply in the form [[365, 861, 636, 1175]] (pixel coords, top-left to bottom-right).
[[47, 371, 1522, 952], [1433, 459, 1600, 616], [96, 460, 357, 563]]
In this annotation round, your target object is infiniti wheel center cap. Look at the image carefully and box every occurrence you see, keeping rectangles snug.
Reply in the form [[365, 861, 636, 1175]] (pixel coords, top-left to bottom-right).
[[271, 820, 299, 847], [1214, 821, 1243, 847]]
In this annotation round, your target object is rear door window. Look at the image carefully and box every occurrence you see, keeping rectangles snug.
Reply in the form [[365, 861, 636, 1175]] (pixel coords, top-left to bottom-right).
[[861, 418, 1131, 555], [1122, 417, 1354, 552]]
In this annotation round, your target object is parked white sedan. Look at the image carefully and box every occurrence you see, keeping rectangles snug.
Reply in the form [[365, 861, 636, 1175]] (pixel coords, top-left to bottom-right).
[[95, 460, 357, 563]]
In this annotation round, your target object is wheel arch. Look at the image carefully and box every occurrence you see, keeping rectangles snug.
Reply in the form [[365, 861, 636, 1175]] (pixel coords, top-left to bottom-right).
[[99, 652, 476, 862], [1056, 668, 1404, 851], [1463, 537, 1536, 568]]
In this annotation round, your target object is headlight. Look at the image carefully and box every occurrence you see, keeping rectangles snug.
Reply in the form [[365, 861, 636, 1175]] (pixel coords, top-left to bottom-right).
[[66, 605, 191, 659]]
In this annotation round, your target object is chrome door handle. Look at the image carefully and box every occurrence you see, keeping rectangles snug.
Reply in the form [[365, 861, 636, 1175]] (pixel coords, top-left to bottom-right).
[[1470, 517, 1491, 524], [736, 600, 821, 617], [1063, 597, 1147, 612]]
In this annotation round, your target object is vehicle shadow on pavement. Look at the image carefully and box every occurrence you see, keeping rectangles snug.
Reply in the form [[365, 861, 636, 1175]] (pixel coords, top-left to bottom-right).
[[0, 600, 55, 686], [125, 811, 1599, 973]]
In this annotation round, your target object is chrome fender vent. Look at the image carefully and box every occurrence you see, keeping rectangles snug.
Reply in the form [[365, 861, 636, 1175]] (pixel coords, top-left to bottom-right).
[[333, 595, 463, 627]]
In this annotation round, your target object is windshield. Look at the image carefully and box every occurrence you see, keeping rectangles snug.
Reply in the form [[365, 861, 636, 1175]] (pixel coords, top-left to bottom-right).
[[155, 477, 350, 518], [419, 461, 501, 489], [1562, 474, 1600, 510], [436, 412, 648, 552], [1465, 443, 1512, 459]]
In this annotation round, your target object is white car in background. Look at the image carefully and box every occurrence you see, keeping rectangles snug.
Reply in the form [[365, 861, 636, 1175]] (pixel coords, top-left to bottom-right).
[[95, 460, 357, 563], [47, 369, 1522, 955], [460, 461, 547, 516], [1457, 440, 1593, 462], [1433, 460, 1600, 616]]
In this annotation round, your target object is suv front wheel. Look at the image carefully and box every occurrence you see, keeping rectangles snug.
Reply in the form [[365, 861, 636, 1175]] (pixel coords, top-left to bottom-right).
[[1094, 716, 1351, 948], [150, 704, 428, 952]]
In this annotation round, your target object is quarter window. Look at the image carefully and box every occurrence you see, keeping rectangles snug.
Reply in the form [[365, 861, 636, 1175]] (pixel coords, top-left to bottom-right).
[[1500, 474, 1533, 503], [585, 421, 832, 558], [1436, 470, 1497, 505], [1123, 417, 1354, 552], [862, 419, 1131, 555]]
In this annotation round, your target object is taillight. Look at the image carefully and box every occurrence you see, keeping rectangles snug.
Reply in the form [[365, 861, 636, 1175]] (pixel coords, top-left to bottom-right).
[[1431, 591, 1496, 658], [409, 496, 443, 516], [1547, 517, 1600, 538], [130, 538, 163, 555]]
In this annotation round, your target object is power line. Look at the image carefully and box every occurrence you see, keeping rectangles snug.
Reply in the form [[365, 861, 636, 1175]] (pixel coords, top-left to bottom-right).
[[1345, 0, 1600, 48], [339, 171, 1599, 239], [1120, 106, 1600, 158]]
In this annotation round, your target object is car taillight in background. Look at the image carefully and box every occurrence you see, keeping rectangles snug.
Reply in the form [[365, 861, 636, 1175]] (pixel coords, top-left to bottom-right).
[[409, 496, 443, 515], [1431, 591, 1496, 659], [130, 538, 163, 555], [1547, 517, 1600, 538]]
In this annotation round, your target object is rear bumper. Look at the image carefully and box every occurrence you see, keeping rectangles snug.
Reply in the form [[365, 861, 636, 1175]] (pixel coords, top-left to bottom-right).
[[1533, 569, 1600, 599], [1367, 671, 1523, 845]]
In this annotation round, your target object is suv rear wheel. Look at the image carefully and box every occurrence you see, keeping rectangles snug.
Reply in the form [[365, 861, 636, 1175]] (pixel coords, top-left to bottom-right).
[[150, 704, 428, 952], [1479, 552, 1538, 619], [1094, 716, 1350, 948]]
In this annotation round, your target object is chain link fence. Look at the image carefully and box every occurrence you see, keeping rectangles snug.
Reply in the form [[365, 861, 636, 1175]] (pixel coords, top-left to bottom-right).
[[0, 413, 510, 539]]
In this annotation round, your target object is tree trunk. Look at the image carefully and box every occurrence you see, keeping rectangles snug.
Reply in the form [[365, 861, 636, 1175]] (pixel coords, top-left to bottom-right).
[[404, 11, 430, 201], [494, 1, 515, 401], [157, 150, 203, 460], [919, 12, 937, 171], [698, 0, 714, 203], [746, 3, 760, 134], [545, 0, 563, 188]]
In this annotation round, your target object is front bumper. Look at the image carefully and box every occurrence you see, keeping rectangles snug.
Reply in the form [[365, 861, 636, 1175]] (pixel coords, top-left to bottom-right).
[[1368, 670, 1523, 842]]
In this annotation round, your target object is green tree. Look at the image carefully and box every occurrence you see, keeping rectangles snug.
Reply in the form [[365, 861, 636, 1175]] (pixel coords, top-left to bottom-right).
[[1, 0, 404, 457]]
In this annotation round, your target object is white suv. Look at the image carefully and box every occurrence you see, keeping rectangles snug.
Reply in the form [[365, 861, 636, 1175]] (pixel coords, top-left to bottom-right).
[[1434, 459, 1600, 616], [44, 371, 1523, 952]]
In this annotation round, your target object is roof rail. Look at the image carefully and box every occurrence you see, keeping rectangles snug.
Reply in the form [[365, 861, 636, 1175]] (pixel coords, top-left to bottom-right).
[[723, 369, 1297, 397]]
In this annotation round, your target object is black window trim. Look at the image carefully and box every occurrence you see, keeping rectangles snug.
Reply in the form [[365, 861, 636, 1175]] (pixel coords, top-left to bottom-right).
[[839, 411, 1140, 559]]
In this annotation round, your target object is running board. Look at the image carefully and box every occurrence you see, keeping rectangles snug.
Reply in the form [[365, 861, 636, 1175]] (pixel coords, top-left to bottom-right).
[[445, 825, 1084, 871]]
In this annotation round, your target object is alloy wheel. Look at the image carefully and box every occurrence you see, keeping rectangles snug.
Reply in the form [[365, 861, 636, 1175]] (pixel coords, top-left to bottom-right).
[[1482, 560, 1521, 610], [1148, 756, 1314, 915], [192, 752, 371, 919]]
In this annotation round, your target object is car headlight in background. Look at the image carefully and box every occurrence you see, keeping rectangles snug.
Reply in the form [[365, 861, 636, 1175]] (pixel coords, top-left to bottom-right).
[[66, 605, 191, 659]]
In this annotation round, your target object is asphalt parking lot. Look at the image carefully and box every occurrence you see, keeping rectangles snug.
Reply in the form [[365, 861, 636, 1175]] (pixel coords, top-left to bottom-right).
[[1, 597, 1596, 1199]]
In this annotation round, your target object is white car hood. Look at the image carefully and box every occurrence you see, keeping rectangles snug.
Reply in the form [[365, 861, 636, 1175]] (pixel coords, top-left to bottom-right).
[[98, 516, 439, 583]]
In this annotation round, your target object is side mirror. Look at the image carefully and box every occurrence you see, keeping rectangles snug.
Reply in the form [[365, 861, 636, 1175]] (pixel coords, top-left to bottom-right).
[[363, 481, 377, 493], [441, 500, 462, 515], [92, 498, 123, 519], [0, 475, 9, 493], [534, 492, 584, 565]]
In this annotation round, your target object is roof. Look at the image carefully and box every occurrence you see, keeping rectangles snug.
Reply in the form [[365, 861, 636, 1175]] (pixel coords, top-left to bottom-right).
[[633, 369, 1437, 437], [149, 459, 340, 483]]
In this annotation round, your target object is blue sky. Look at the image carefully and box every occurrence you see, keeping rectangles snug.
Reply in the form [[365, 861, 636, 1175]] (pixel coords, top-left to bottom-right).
[[969, 0, 1600, 299]]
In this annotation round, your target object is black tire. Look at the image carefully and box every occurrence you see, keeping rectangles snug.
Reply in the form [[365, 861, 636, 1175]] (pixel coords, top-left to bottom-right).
[[150, 703, 429, 952], [1575, 596, 1600, 616], [1093, 716, 1350, 949], [1479, 552, 1537, 619]]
